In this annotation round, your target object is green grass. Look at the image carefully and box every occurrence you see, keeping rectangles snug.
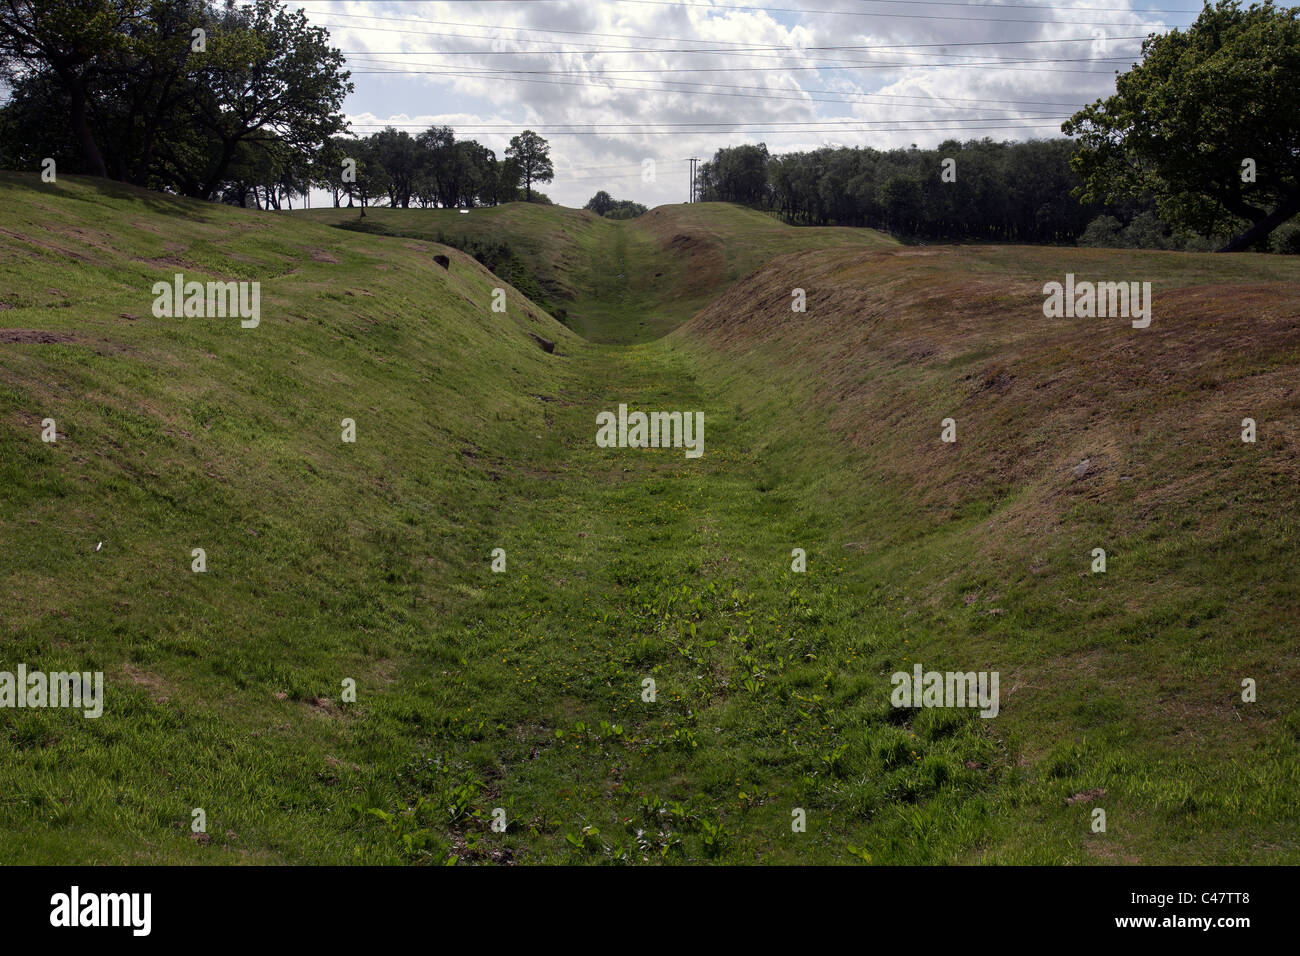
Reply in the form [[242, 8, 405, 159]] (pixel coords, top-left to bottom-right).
[[1, 174, 1297, 864]]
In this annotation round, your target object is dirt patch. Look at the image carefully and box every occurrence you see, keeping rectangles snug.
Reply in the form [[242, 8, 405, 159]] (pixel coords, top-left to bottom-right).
[[1066, 787, 1107, 805], [311, 250, 338, 263], [0, 329, 76, 344], [122, 662, 171, 704], [0, 227, 91, 261]]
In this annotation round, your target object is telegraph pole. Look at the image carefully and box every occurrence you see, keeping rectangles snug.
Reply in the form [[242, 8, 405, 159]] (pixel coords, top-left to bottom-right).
[[688, 157, 701, 202]]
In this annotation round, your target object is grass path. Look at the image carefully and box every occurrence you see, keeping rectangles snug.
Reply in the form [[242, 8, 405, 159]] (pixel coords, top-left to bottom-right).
[[370, 337, 1004, 864]]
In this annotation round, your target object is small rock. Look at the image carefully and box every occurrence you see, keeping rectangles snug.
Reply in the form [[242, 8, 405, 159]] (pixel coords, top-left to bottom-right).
[[1071, 458, 1091, 478]]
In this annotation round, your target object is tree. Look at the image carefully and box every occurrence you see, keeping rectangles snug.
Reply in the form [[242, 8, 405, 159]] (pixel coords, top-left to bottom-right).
[[455, 140, 496, 208], [699, 144, 769, 206], [505, 129, 553, 201], [187, 0, 350, 199], [369, 127, 420, 208], [585, 190, 615, 215], [497, 156, 523, 202], [1063, 1, 1300, 251], [415, 124, 456, 206], [313, 135, 354, 207], [584, 191, 645, 218], [0, 0, 144, 177], [0, 0, 350, 199]]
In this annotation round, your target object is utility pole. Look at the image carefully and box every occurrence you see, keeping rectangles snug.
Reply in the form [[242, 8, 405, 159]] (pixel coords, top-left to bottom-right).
[[688, 157, 701, 202]]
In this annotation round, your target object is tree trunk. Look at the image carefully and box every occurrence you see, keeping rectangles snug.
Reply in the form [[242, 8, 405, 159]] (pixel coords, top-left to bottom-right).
[[66, 77, 108, 178], [1218, 193, 1300, 252], [199, 139, 239, 200]]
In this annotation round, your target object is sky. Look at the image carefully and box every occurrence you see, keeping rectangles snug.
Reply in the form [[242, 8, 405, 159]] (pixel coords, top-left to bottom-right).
[[294, 0, 1218, 208]]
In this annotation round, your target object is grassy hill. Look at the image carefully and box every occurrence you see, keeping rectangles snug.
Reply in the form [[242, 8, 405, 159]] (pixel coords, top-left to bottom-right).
[[296, 201, 896, 344], [666, 243, 1300, 861], [0, 172, 580, 862], [2, 174, 1298, 864]]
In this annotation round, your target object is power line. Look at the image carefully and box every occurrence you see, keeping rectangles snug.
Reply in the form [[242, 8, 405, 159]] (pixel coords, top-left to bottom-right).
[[318, 17, 1148, 71], [307, 7, 1154, 54], [341, 45, 1142, 60], [352, 57, 1127, 74], [348, 65, 1101, 111], [346, 51, 1094, 109], [351, 118, 1066, 127], [343, 121, 1066, 134], [303, 0, 1207, 9], [303, 0, 1174, 27]]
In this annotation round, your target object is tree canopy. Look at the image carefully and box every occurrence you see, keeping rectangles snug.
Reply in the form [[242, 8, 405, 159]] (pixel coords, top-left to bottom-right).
[[0, 0, 352, 200], [1063, 0, 1300, 251]]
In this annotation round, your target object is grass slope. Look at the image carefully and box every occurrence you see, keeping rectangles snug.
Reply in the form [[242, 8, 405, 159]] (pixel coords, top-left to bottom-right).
[[0, 172, 578, 862], [2, 175, 1297, 864], [668, 243, 1300, 861], [296, 201, 896, 344]]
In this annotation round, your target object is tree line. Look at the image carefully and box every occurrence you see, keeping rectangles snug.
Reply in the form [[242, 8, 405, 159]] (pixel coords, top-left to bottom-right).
[[697, 138, 1105, 245], [313, 127, 553, 212]]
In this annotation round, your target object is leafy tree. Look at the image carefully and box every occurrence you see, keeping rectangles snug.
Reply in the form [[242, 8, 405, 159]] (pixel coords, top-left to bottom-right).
[[369, 127, 421, 208], [415, 125, 456, 206], [1063, 1, 1300, 251], [0, 0, 350, 199], [352, 135, 387, 210], [497, 155, 523, 202], [0, 0, 143, 177], [185, 0, 350, 199], [585, 190, 615, 215], [699, 144, 769, 205], [505, 129, 553, 201], [312, 135, 355, 207], [603, 200, 647, 220], [584, 191, 646, 218], [454, 140, 496, 208]]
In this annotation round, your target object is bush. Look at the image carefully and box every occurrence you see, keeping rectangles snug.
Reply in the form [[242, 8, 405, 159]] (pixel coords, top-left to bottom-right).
[[1270, 220, 1300, 254], [1078, 214, 1122, 247]]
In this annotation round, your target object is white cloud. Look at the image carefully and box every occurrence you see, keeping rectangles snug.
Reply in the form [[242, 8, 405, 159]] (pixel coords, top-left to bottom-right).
[[299, 0, 1175, 207]]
